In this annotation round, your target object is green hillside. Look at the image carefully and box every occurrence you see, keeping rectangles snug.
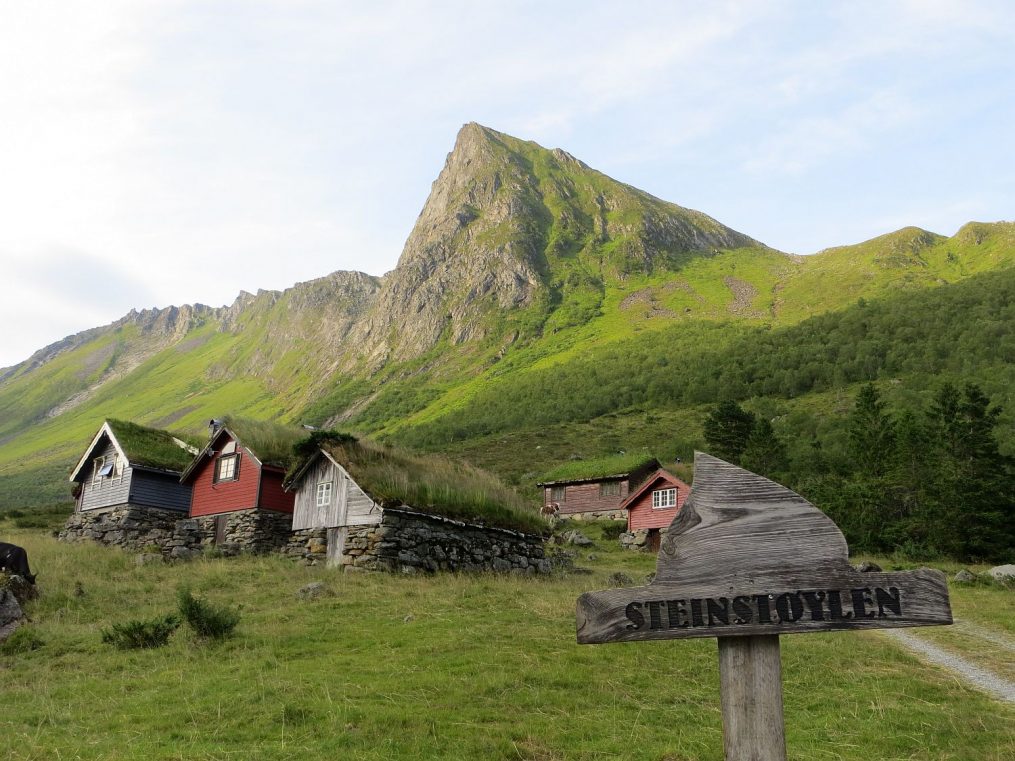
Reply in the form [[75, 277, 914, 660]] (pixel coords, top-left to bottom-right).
[[0, 124, 1013, 530]]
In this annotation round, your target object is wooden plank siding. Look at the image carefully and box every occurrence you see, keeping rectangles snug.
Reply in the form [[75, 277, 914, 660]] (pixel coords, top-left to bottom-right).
[[258, 468, 294, 513], [291, 454, 380, 530], [78, 439, 132, 511], [189, 445, 262, 517], [130, 470, 191, 512], [544, 479, 630, 516], [626, 472, 690, 532]]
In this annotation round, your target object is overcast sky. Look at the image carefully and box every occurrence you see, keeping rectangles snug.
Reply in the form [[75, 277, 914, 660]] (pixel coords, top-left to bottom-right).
[[1, 1, 1013, 368]]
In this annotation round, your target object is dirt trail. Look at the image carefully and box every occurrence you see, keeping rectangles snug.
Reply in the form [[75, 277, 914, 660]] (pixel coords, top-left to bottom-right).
[[885, 629, 1015, 704]]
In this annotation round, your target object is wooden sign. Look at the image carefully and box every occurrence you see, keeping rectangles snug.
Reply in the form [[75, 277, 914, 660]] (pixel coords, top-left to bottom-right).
[[576, 453, 952, 760]]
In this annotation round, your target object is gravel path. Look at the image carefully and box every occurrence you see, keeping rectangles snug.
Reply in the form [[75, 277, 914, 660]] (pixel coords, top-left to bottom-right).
[[885, 629, 1015, 704]]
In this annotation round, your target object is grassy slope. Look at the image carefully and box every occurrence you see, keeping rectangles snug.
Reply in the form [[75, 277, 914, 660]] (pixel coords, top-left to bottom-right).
[[1, 523, 1012, 760]]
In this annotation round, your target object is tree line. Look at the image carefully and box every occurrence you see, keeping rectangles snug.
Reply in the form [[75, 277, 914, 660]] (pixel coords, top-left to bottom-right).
[[703, 383, 1014, 563]]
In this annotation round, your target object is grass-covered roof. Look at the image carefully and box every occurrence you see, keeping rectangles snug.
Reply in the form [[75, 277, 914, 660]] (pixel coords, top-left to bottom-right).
[[290, 432, 547, 535], [106, 419, 199, 472], [220, 416, 305, 468], [538, 453, 659, 485]]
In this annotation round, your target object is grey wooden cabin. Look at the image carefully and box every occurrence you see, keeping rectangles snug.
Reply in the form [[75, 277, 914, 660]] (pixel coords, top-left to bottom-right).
[[69, 420, 196, 514], [286, 448, 382, 566]]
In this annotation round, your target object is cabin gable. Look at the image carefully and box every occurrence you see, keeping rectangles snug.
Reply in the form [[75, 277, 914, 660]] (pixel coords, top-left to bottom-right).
[[77, 437, 133, 512], [624, 470, 691, 533], [291, 453, 380, 530], [188, 434, 262, 517]]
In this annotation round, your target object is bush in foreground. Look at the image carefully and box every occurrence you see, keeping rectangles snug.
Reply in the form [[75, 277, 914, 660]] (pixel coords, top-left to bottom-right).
[[177, 588, 240, 639], [101, 615, 180, 650]]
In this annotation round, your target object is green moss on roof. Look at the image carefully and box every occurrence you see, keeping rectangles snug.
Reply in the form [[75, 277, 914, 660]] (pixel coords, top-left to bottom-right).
[[291, 433, 546, 535], [106, 419, 198, 472], [539, 453, 659, 484], [220, 416, 305, 468]]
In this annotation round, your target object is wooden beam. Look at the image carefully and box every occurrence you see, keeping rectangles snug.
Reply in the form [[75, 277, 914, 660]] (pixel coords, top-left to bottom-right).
[[719, 635, 786, 761]]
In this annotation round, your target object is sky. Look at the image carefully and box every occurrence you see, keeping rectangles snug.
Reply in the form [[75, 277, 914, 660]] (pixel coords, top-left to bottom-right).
[[1, 0, 1013, 368]]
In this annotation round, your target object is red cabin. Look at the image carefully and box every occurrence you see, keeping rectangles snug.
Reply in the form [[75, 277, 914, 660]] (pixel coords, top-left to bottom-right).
[[181, 425, 295, 552], [621, 468, 691, 551]]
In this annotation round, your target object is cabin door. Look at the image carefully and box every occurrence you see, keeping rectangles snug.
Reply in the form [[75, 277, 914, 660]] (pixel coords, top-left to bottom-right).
[[214, 515, 228, 545], [326, 527, 346, 569]]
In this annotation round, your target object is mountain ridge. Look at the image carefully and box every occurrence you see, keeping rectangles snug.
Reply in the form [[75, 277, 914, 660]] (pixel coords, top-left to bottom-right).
[[1, 122, 1013, 509]]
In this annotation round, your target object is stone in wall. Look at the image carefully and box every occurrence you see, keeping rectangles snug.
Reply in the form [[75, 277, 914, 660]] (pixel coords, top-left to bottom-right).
[[195, 509, 294, 555], [340, 507, 551, 575], [59, 505, 187, 555], [284, 528, 328, 565]]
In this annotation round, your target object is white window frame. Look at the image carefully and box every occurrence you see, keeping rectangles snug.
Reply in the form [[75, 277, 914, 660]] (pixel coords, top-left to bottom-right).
[[216, 454, 238, 482], [652, 488, 677, 509], [92, 456, 108, 485], [550, 485, 566, 502], [316, 481, 333, 507]]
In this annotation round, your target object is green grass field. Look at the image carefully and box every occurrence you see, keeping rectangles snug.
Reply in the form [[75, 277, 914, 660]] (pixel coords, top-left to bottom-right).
[[1, 520, 1012, 760]]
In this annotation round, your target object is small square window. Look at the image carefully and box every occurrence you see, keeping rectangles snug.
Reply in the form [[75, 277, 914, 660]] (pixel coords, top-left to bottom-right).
[[599, 481, 621, 498], [316, 481, 333, 507], [215, 454, 238, 482], [652, 488, 677, 509], [550, 485, 566, 502]]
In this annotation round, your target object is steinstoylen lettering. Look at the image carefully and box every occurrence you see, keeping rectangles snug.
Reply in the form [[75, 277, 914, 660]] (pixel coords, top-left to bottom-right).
[[624, 587, 902, 631]]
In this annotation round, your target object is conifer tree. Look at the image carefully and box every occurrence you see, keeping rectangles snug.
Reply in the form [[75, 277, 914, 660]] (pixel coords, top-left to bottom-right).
[[848, 383, 895, 478], [703, 401, 755, 464]]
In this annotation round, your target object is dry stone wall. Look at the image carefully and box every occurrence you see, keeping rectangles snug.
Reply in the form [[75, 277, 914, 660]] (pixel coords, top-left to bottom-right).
[[59, 505, 183, 553], [339, 508, 550, 574]]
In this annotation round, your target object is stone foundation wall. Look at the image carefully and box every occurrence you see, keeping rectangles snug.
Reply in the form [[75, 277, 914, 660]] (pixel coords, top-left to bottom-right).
[[284, 528, 328, 564], [567, 510, 626, 522], [194, 509, 295, 556], [59, 505, 186, 554], [340, 508, 550, 575], [60, 506, 298, 559]]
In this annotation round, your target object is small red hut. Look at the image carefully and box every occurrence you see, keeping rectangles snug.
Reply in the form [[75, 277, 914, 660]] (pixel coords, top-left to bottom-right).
[[620, 468, 691, 551], [180, 421, 296, 552]]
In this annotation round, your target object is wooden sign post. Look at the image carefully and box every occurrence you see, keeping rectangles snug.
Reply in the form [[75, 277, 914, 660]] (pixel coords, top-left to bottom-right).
[[576, 453, 952, 761]]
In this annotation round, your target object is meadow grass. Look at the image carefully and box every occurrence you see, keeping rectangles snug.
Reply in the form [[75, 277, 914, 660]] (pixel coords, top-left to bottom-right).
[[1, 523, 1012, 760]]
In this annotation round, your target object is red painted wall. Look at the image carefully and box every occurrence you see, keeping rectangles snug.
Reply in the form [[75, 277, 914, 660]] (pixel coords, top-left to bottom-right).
[[189, 444, 261, 518], [258, 468, 294, 513], [627, 475, 690, 532], [542, 479, 629, 515]]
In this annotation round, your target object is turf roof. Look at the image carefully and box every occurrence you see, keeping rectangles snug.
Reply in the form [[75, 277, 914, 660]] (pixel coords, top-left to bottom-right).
[[106, 419, 199, 472], [218, 416, 305, 468], [538, 453, 659, 485], [289, 432, 547, 535]]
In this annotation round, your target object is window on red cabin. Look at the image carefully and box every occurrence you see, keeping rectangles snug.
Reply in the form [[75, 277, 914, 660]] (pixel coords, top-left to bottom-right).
[[599, 481, 621, 497], [550, 485, 566, 502], [215, 454, 239, 483], [652, 488, 677, 509]]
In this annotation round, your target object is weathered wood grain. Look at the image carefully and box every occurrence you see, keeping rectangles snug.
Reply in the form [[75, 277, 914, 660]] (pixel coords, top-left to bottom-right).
[[576, 452, 952, 644], [719, 635, 786, 761], [577, 567, 950, 643]]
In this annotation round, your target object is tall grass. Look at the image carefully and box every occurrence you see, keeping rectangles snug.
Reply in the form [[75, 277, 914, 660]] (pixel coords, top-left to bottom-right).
[[1, 529, 1012, 760]]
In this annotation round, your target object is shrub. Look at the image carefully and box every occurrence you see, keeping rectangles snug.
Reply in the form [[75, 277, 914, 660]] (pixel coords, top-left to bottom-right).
[[0, 626, 44, 655], [600, 522, 627, 540], [178, 588, 240, 639], [101, 615, 180, 650]]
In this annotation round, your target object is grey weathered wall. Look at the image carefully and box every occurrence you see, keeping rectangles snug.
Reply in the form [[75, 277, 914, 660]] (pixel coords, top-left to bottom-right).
[[292, 455, 381, 530], [78, 440, 132, 511]]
